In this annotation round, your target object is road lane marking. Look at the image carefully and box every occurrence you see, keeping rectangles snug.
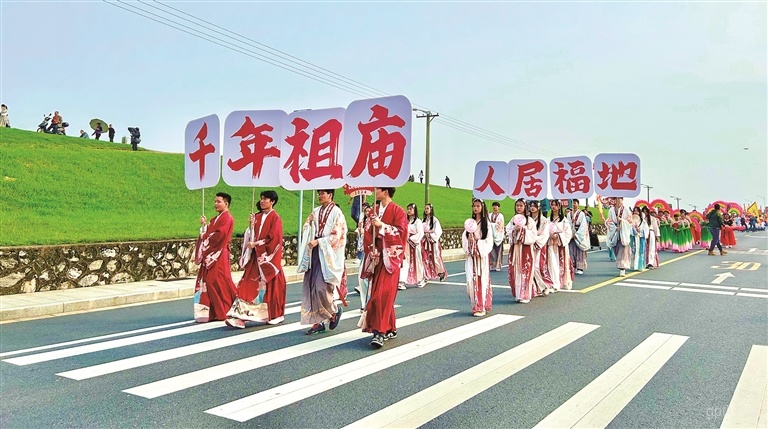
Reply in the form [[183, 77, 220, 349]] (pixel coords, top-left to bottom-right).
[[342, 322, 599, 429], [0, 320, 194, 358], [672, 287, 734, 296], [736, 293, 768, 299], [4, 305, 313, 366], [534, 332, 688, 429], [620, 279, 679, 286], [615, 283, 671, 290], [677, 283, 739, 291], [61, 307, 393, 381], [721, 345, 768, 429], [123, 308, 444, 398], [579, 250, 702, 294], [205, 314, 523, 422], [739, 288, 768, 293]]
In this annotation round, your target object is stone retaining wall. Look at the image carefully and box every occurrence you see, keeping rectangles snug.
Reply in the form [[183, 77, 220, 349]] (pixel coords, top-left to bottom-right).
[[0, 229, 468, 295]]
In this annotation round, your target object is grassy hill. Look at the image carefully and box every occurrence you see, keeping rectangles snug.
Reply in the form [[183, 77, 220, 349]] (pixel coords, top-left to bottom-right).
[[0, 127, 480, 246]]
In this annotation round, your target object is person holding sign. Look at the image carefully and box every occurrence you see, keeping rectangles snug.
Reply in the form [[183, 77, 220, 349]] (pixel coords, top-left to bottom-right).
[[359, 187, 408, 348], [463, 198, 494, 315], [225, 190, 287, 328], [488, 202, 505, 272], [608, 197, 633, 277], [421, 203, 447, 282], [298, 189, 347, 335], [506, 198, 537, 303], [568, 199, 590, 275], [193, 192, 238, 323]]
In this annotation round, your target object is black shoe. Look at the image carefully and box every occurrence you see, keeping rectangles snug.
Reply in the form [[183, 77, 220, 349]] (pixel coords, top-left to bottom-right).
[[329, 306, 343, 330], [305, 323, 325, 335], [370, 334, 384, 349], [385, 330, 397, 340]]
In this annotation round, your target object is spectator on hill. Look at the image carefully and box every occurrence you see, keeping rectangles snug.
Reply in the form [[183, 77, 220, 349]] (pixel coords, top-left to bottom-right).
[[92, 123, 103, 140], [108, 124, 116, 142], [0, 104, 9, 127], [51, 111, 62, 134], [128, 127, 141, 151], [79, 130, 90, 139], [445, 176, 451, 188]]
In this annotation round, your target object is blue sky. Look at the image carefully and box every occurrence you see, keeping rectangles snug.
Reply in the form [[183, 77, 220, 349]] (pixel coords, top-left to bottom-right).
[[2, 1, 766, 211]]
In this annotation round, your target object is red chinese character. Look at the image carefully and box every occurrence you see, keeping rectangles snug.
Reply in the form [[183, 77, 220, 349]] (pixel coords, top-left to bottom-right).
[[596, 161, 638, 191], [475, 165, 505, 195], [283, 117, 343, 183], [226, 116, 280, 179], [552, 160, 591, 194], [188, 122, 215, 180], [512, 161, 544, 197], [348, 105, 406, 179]]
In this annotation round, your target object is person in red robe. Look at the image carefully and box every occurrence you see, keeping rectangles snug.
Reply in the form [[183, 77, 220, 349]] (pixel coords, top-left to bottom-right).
[[193, 192, 238, 323], [225, 190, 287, 328], [359, 187, 408, 349]]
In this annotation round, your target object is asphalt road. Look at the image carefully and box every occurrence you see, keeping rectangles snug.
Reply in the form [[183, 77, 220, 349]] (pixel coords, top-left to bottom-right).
[[1, 232, 766, 429]]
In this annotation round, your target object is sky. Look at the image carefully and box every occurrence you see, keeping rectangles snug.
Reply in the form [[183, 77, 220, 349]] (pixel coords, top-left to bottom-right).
[[2, 1, 766, 212]]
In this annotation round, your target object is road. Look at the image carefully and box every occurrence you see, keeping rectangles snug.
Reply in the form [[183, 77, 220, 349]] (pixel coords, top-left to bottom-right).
[[1, 233, 766, 428]]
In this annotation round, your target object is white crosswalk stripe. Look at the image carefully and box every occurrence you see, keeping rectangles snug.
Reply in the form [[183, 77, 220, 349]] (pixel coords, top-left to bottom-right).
[[534, 332, 688, 428], [205, 314, 524, 422], [2, 304, 765, 428], [343, 321, 599, 429], [123, 308, 452, 398]]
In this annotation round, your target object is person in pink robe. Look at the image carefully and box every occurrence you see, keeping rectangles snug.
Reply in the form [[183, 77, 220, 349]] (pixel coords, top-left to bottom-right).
[[529, 201, 551, 297], [544, 199, 574, 291], [359, 187, 408, 349], [421, 204, 447, 282], [507, 198, 537, 303], [399, 203, 426, 289], [225, 190, 287, 328], [462, 198, 494, 316], [193, 192, 238, 323]]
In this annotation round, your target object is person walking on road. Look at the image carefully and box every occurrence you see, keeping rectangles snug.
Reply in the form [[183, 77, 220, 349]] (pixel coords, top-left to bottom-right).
[[706, 204, 727, 256], [193, 192, 238, 322]]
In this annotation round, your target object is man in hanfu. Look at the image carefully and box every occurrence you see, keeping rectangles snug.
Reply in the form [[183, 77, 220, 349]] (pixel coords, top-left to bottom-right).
[[193, 192, 238, 323], [298, 189, 347, 335], [226, 190, 287, 328], [359, 187, 407, 349], [488, 201, 505, 271], [567, 199, 590, 275]]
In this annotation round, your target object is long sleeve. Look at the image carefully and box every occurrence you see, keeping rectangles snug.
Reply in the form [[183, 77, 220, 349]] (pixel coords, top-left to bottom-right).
[[534, 218, 550, 249], [477, 220, 494, 256], [409, 219, 425, 244]]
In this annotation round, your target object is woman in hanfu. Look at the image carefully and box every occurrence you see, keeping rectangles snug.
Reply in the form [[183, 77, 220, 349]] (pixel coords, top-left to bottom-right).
[[642, 206, 659, 269], [462, 198, 494, 316], [658, 211, 671, 251], [529, 201, 551, 296], [670, 213, 683, 253], [630, 207, 648, 271], [421, 204, 447, 282], [399, 203, 426, 289], [689, 213, 701, 246], [699, 217, 712, 249], [546, 199, 574, 291], [721, 213, 737, 248], [506, 198, 537, 303]]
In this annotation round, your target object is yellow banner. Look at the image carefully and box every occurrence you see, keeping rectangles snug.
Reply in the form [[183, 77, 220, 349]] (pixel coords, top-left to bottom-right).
[[747, 202, 760, 217]]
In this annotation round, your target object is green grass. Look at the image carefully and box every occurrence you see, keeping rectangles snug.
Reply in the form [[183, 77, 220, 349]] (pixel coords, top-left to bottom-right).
[[1, 127, 607, 246], [1, 127, 481, 246]]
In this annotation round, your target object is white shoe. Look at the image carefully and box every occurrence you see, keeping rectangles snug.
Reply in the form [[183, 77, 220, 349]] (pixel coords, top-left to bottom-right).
[[576, 269, 584, 275], [398, 282, 406, 290], [267, 316, 284, 325], [417, 280, 427, 288], [520, 299, 530, 304], [619, 269, 626, 277], [472, 311, 486, 317], [543, 288, 550, 296]]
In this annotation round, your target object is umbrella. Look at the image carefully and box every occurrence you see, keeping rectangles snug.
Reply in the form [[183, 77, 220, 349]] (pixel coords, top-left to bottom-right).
[[89, 119, 108, 132]]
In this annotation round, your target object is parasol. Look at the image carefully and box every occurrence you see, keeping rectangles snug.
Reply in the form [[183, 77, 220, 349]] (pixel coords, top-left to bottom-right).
[[89, 119, 108, 132]]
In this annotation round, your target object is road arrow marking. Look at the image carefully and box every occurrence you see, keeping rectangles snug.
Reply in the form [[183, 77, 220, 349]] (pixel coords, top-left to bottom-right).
[[712, 272, 735, 284]]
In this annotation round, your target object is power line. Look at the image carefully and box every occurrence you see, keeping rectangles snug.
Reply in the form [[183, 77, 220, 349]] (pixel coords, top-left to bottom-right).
[[104, 0, 559, 158]]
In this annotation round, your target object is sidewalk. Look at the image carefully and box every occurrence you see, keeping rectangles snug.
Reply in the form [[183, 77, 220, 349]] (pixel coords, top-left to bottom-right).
[[0, 247, 472, 322]]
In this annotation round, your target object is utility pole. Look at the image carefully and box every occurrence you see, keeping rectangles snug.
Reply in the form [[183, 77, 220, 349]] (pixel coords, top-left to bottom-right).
[[413, 108, 439, 206], [641, 183, 652, 202], [670, 195, 682, 211]]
